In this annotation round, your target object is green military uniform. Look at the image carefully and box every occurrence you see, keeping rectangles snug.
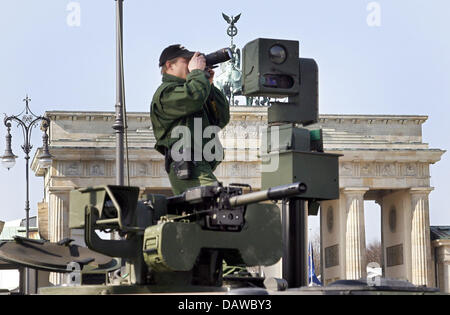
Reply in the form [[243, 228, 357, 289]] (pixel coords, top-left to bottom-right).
[[150, 69, 230, 195]]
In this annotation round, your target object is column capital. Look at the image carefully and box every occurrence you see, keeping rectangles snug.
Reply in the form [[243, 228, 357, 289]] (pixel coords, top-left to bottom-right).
[[409, 187, 434, 195], [48, 186, 74, 193], [432, 239, 450, 252], [342, 187, 370, 194]]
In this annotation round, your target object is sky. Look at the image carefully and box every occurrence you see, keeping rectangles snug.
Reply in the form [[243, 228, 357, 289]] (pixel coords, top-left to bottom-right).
[[0, 0, 449, 244]]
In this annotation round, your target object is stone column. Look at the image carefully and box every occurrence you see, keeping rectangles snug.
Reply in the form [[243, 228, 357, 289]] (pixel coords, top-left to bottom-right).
[[433, 241, 450, 293], [409, 187, 433, 287], [444, 262, 450, 293], [48, 187, 72, 285], [375, 198, 385, 276], [343, 187, 369, 280], [48, 187, 71, 242]]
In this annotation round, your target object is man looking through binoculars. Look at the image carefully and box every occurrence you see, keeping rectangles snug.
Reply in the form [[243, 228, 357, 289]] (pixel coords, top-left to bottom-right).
[[150, 44, 230, 195]]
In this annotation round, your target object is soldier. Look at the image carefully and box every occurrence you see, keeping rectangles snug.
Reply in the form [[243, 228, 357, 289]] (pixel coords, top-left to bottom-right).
[[151, 44, 230, 195]]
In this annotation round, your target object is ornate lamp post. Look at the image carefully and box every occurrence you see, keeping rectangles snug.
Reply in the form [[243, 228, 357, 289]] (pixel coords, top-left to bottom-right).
[[1, 95, 52, 294]]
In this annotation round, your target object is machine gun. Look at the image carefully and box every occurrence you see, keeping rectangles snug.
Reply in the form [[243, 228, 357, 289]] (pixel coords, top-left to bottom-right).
[[166, 182, 307, 231], [66, 182, 307, 291]]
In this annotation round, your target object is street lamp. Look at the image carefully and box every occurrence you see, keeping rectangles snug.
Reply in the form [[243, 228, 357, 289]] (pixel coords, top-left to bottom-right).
[[1, 95, 52, 294], [1, 123, 18, 170], [37, 126, 52, 169]]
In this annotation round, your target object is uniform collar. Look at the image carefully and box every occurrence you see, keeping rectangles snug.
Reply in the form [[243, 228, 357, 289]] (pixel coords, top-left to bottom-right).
[[162, 73, 186, 83]]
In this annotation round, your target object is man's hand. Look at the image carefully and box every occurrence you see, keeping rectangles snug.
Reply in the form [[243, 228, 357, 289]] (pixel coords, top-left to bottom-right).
[[188, 52, 206, 72]]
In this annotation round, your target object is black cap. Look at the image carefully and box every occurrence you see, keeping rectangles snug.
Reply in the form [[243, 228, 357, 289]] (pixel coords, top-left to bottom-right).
[[159, 44, 195, 67]]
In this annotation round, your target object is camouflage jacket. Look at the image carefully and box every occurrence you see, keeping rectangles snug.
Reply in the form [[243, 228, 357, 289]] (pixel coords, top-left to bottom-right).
[[150, 70, 230, 169]]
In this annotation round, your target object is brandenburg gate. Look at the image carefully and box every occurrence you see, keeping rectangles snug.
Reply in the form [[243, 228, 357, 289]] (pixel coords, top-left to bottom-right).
[[31, 108, 445, 287]]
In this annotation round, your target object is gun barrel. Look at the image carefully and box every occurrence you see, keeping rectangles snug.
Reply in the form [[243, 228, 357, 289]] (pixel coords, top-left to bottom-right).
[[228, 182, 307, 207]]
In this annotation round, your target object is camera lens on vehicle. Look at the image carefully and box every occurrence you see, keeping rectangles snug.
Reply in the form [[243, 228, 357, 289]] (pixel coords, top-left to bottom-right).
[[269, 45, 287, 64]]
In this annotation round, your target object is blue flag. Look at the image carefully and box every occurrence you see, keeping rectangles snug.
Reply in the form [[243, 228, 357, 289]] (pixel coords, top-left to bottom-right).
[[308, 241, 322, 286]]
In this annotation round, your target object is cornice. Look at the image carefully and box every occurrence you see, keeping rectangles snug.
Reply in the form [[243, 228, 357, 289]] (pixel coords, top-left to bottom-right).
[[317, 114, 428, 125], [45, 110, 428, 125]]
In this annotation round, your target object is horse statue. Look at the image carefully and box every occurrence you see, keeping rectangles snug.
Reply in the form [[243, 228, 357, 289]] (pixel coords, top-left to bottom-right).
[[215, 13, 270, 106]]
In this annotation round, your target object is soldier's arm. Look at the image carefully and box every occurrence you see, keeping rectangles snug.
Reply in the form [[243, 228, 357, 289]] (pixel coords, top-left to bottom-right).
[[158, 70, 211, 119], [206, 85, 230, 129]]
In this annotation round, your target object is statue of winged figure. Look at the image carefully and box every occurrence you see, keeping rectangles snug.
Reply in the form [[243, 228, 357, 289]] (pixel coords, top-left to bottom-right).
[[222, 13, 241, 26], [222, 13, 241, 40]]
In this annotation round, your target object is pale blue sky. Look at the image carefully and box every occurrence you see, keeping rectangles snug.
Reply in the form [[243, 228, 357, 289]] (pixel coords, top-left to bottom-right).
[[0, 1, 449, 243]]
